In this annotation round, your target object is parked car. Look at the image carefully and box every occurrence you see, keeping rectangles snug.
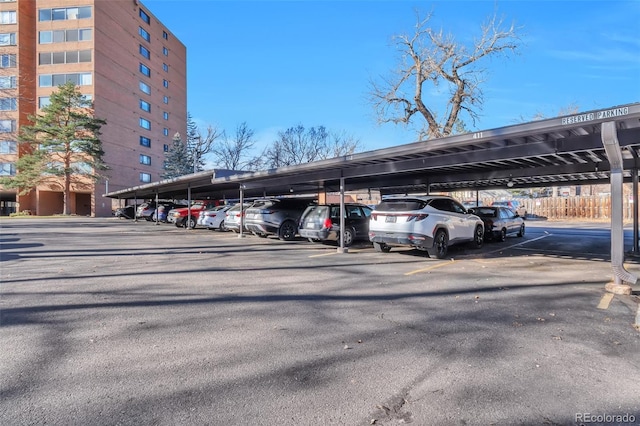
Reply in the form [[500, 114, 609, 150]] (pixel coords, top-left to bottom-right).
[[469, 206, 525, 242], [299, 203, 372, 246], [136, 201, 157, 220], [197, 205, 231, 231], [114, 205, 137, 219], [245, 198, 315, 241], [491, 200, 526, 218], [153, 202, 188, 222], [169, 200, 220, 228], [368, 195, 484, 259], [224, 202, 252, 233]]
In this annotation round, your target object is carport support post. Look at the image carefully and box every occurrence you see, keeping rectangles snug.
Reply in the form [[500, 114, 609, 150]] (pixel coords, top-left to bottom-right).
[[337, 177, 347, 254], [238, 184, 245, 238], [602, 121, 636, 294], [154, 191, 159, 225], [187, 184, 192, 230], [133, 193, 138, 222], [633, 168, 639, 253]]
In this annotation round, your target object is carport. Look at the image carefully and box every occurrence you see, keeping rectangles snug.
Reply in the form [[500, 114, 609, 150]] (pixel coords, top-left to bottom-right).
[[107, 103, 640, 293]]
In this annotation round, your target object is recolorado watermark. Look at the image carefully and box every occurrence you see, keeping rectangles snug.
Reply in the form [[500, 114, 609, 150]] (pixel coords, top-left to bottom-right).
[[576, 413, 636, 424]]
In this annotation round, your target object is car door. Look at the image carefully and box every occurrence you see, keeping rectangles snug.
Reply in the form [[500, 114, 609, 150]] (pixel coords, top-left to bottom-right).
[[501, 207, 518, 234]]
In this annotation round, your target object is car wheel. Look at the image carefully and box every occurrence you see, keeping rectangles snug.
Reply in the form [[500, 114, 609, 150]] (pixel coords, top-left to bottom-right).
[[341, 227, 355, 247], [278, 220, 297, 241], [187, 217, 197, 229], [473, 225, 484, 248], [498, 228, 507, 242], [373, 242, 391, 253], [517, 223, 525, 237], [175, 220, 183, 228], [218, 220, 226, 232], [433, 229, 449, 259]]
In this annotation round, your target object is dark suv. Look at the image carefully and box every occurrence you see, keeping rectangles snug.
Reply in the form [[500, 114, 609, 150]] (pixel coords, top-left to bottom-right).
[[299, 203, 372, 246], [244, 198, 315, 241]]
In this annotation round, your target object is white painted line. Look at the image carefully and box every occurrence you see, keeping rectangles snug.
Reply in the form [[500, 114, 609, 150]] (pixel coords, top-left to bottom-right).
[[635, 304, 640, 330], [597, 293, 614, 310], [482, 234, 552, 255]]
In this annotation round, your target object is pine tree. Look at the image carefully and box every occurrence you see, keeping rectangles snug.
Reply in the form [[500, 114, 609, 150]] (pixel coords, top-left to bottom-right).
[[162, 132, 192, 178], [0, 81, 107, 215]]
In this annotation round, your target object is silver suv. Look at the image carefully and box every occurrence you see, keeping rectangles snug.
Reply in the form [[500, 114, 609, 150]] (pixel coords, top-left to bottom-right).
[[368, 195, 484, 258], [244, 198, 315, 241]]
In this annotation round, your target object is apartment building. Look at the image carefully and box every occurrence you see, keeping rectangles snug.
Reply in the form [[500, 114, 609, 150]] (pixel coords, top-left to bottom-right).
[[0, 0, 186, 216]]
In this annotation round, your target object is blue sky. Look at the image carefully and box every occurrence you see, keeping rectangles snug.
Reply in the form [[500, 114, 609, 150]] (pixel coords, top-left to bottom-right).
[[143, 0, 640, 154]]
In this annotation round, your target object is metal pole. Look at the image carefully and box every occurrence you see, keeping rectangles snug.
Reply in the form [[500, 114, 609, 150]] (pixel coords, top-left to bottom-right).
[[187, 184, 192, 229], [239, 184, 245, 238], [337, 177, 347, 253], [155, 191, 159, 225], [634, 168, 639, 253]]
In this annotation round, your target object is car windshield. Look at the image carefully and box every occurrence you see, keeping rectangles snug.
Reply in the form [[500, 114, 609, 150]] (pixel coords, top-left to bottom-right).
[[473, 208, 498, 217], [377, 199, 429, 211]]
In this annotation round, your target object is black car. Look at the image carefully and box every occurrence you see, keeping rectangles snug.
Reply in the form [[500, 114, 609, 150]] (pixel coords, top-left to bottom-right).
[[114, 205, 137, 219], [469, 206, 525, 241], [299, 203, 373, 246], [244, 198, 316, 241]]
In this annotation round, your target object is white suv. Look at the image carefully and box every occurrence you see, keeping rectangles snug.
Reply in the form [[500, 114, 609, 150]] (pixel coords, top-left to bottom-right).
[[368, 195, 484, 259]]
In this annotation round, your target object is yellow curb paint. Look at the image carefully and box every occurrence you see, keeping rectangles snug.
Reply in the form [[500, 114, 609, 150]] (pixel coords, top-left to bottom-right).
[[405, 260, 454, 276], [597, 293, 614, 310], [309, 252, 338, 258]]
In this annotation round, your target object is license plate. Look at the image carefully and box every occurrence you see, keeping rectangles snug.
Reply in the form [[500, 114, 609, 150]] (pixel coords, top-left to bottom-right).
[[385, 215, 396, 223]]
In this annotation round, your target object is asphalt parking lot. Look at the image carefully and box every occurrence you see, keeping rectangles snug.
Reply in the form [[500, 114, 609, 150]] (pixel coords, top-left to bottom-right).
[[1, 217, 639, 426]]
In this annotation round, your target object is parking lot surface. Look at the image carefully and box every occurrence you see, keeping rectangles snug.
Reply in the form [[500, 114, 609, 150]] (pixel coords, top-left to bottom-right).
[[1, 217, 639, 425]]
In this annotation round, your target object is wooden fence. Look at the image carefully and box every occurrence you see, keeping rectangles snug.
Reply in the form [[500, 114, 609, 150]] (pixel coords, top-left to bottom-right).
[[480, 196, 635, 221]]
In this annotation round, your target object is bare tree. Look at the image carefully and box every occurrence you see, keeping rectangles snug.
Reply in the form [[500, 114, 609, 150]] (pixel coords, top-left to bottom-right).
[[370, 10, 521, 139], [261, 125, 362, 169], [211, 122, 256, 170]]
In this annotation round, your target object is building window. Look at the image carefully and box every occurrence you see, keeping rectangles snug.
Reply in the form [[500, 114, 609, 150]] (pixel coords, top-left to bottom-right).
[[139, 9, 150, 25], [0, 120, 15, 133], [163, 112, 169, 120], [38, 73, 92, 87], [0, 54, 16, 68], [139, 154, 151, 165], [138, 27, 150, 42], [40, 29, 93, 44], [139, 63, 150, 77], [163, 128, 169, 136], [139, 81, 151, 95], [163, 144, 169, 152], [162, 31, 168, 40], [0, 140, 17, 154], [163, 96, 168, 104], [139, 99, 150, 112], [38, 7, 91, 21], [162, 63, 168, 72], [0, 11, 16, 24], [38, 97, 50, 108], [140, 172, 151, 183], [139, 45, 150, 60], [140, 136, 151, 147], [139, 118, 151, 130], [0, 76, 16, 89], [39, 50, 92, 65], [162, 47, 168, 56], [0, 33, 16, 46], [0, 162, 16, 176], [163, 79, 168, 88], [0, 98, 16, 111]]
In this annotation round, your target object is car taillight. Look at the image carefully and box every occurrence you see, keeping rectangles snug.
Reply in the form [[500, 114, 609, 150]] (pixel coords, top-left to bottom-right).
[[371, 213, 378, 220], [323, 218, 332, 229], [407, 214, 429, 222], [486, 220, 494, 229]]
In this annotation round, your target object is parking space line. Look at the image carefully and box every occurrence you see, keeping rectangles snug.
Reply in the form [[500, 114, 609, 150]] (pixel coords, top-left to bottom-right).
[[405, 260, 455, 276], [597, 292, 614, 310], [483, 234, 552, 255], [309, 251, 338, 258]]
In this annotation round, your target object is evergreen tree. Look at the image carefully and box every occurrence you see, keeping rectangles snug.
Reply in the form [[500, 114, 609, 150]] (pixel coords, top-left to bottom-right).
[[162, 132, 192, 178], [0, 81, 107, 215]]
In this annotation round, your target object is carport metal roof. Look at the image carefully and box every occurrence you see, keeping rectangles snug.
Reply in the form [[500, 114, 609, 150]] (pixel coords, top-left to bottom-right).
[[105, 103, 640, 201]]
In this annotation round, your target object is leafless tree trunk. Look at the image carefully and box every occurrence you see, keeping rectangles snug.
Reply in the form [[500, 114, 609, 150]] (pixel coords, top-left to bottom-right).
[[211, 122, 256, 171], [370, 10, 521, 140]]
